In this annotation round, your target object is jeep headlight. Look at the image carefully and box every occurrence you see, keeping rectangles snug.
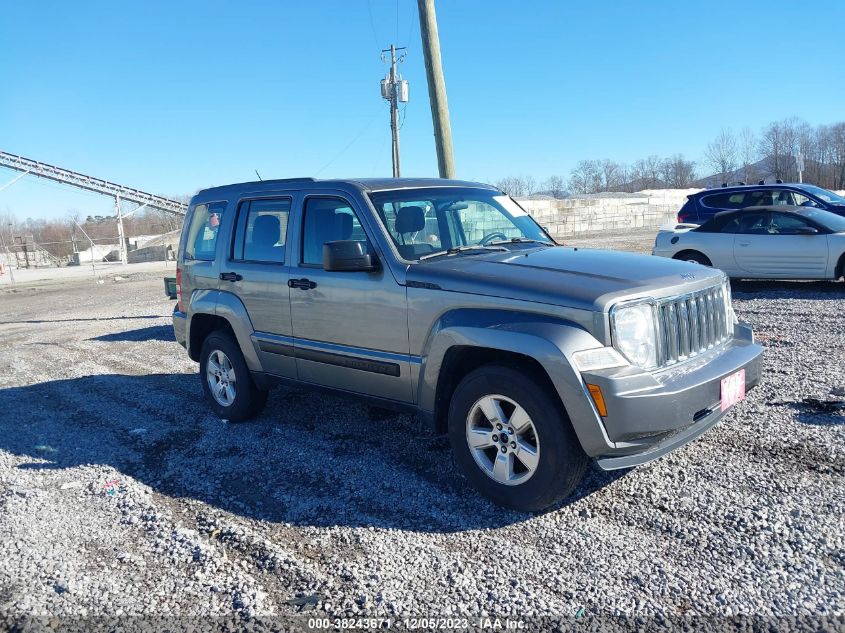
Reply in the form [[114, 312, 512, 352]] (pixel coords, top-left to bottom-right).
[[611, 301, 659, 370]]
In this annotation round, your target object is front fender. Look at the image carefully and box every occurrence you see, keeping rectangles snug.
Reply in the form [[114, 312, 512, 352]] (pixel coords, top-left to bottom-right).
[[187, 290, 262, 371], [417, 309, 615, 457]]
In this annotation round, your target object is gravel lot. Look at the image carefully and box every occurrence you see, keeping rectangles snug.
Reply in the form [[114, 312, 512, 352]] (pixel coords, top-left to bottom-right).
[[0, 264, 843, 631]]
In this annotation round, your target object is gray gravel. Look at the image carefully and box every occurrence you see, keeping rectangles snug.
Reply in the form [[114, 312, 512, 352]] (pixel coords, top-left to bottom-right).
[[0, 270, 843, 631]]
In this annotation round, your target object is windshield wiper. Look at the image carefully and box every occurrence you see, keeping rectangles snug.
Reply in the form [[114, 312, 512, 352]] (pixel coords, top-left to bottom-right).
[[488, 237, 555, 246], [418, 245, 508, 261]]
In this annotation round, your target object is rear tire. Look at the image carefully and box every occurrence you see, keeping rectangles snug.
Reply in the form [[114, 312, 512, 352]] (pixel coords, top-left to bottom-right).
[[447, 364, 588, 512], [199, 331, 268, 422], [674, 250, 712, 266]]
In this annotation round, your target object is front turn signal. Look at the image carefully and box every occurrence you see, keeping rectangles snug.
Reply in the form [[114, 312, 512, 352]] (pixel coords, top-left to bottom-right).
[[586, 383, 608, 417]]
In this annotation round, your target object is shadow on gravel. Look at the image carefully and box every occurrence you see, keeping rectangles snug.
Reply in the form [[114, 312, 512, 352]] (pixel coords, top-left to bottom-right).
[[91, 325, 175, 342], [0, 373, 622, 532], [0, 315, 164, 325], [769, 400, 845, 427], [731, 279, 844, 297]]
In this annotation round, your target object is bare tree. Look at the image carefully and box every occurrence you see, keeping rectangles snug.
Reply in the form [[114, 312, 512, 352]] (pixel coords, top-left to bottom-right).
[[627, 159, 647, 191], [521, 175, 536, 197], [705, 129, 738, 185], [829, 122, 845, 189], [599, 160, 623, 192], [542, 175, 566, 198], [495, 176, 535, 198], [494, 177, 519, 196], [568, 160, 601, 195], [738, 127, 758, 184], [660, 154, 696, 188], [758, 119, 802, 181]]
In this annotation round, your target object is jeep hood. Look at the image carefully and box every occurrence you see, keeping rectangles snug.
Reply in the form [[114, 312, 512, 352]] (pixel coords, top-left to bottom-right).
[[404, 246, 725, 311]]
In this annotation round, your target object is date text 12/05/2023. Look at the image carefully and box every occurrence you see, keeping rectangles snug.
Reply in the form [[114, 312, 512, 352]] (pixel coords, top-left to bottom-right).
[[306, 617, 528, 630]]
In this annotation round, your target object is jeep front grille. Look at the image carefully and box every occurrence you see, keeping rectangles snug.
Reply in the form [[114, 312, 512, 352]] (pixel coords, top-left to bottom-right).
[[656, 284, 732, 368]]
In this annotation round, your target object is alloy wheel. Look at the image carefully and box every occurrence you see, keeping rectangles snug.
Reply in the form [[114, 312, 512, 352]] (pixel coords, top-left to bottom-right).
[[206, 349, 237, 407], [465, 394, 540, 486]]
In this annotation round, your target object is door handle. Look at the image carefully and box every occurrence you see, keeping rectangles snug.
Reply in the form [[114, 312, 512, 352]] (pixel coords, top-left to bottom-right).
[[738, 242, 750, 247], [288, 278, 317, 290], [219, 272, 243, 282]]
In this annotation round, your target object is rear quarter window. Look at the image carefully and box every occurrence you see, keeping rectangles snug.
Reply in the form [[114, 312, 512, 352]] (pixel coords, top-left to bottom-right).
[[185, 201, 227, 261], [701, 192, 746, 209]]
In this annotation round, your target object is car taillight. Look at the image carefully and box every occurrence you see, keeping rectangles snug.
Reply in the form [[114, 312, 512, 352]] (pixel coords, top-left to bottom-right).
[[678, 210, 691, 223], [176, 267, 183, 312]]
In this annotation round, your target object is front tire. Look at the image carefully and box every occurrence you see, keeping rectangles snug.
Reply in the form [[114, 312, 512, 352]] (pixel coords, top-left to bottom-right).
[[199, 331, 268, 422], [674, 250, 712, 266], [447, 365, 588, 512]]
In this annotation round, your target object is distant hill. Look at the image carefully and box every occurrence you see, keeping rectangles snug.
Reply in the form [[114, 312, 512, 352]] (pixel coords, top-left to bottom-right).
[[693, 159, 775, 188]]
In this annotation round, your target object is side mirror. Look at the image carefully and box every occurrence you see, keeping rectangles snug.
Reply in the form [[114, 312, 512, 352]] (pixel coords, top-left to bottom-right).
[[323, 240, 377, 272], [794, 226, 819, 235]]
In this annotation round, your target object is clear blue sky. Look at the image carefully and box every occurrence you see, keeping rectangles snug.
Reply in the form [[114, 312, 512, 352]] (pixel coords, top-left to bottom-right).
[[2, 0, 844, 221]]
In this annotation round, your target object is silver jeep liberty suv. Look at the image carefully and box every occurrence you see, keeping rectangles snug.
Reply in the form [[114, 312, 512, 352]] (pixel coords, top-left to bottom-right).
[[173, 178, 763, 511]]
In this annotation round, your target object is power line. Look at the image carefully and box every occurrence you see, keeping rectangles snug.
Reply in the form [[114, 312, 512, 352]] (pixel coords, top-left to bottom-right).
[[314, 111, 382, 177], [371, 127, 391, 174], [399, 101, 409, 130], [406, 0, 416, 50], [367, 0, 381, 48]]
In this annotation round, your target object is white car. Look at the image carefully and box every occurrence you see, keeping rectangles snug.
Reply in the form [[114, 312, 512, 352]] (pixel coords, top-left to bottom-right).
[[652, 205, 845, 279]]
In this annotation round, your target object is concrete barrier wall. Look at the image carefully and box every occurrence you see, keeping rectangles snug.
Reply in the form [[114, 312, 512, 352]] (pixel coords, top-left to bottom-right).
[[0, 247, 56, 268], [515, 188, 845, 241], [128, 245, 173, 263], [71, 244, 119, 265], [515, 190, 695, 240]]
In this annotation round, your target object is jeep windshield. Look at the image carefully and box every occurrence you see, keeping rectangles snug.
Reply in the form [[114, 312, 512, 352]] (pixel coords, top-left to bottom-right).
[[368, 187, 554, 261]]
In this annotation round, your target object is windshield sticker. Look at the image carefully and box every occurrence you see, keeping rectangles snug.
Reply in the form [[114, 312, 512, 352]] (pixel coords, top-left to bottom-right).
[[493, 195, 527, 217]]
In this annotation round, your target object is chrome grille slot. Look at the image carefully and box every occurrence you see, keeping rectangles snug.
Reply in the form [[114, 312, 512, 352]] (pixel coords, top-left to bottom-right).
[[656, 284, 732, 368]]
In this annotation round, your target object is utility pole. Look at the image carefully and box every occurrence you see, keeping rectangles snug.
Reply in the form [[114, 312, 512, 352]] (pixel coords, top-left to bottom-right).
[[381, 45, 408, 178], [417, 0, 455, 178]]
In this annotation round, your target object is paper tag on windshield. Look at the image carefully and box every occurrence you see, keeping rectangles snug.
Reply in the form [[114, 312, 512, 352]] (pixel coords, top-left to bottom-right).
[[493, 195, 528, 217]]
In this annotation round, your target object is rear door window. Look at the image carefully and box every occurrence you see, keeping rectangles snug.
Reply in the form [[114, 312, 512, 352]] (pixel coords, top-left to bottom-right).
[[744, 189, 793, 207], [233, 198, 291, 263], [185, 201, 226, 261]]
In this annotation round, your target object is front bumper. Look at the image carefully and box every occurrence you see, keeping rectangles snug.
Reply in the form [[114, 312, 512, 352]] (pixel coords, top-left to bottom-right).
[[580, 322, 763, 470]]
